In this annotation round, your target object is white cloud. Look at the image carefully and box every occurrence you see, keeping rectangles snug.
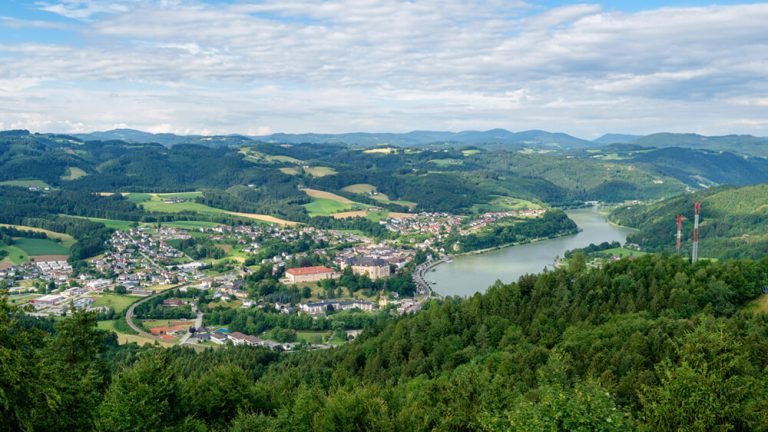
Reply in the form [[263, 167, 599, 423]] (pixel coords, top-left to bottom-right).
[[0, 1, 765, 136]]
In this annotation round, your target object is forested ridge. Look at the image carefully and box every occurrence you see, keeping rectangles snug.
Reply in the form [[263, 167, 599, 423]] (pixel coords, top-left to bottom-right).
[[3, 253, 768, 431], [611, 183, 768, 259]]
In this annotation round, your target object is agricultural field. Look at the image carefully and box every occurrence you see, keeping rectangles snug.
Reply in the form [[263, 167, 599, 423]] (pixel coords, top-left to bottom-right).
[[125, 193, 151, 203], [472, 197, 543, 213], [0, 245, 28, 269], [60, 167, 87, 180], [139, 194, 226, 214], [0, 179, 51, 188], [81, 216, 136, 231], [302, 189, 369, 216], [461, 149, 481, 156], [342, 183, 377, 194], [305, 198, 361, 217], [279, 167, 300, 175], [14, 238, 70, 256], [302, 188, 355, 203], [0, 224, 76, 247], [160, 220, 222, 229], [341, 184, 417, 208], [304, 166, 337, 177], [429, 158, 463, 167], [363, 147, 395, 154]]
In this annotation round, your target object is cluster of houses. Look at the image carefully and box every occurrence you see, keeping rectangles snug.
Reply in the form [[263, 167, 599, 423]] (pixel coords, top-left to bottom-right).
[[382, 212, 464, 237], [93, 228, 203, 291], [0, 257, 73, 288], [461, 209, 546, 233]]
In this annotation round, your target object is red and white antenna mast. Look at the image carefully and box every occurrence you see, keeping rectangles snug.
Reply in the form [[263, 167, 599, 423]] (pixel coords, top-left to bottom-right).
[[692, 202, 701, 262], [676, 215, 683, 253]]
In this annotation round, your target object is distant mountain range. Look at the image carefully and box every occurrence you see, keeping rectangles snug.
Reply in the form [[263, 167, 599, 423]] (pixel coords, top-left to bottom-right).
[[12, 127, 756, 157]]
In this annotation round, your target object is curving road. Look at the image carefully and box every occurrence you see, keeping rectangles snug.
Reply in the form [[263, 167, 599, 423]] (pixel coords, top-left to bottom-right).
[[124, 284, 181, 340]]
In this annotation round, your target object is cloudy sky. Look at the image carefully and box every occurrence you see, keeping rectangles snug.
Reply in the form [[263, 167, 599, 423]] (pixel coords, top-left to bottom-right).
[[1, 0, 767, 138]]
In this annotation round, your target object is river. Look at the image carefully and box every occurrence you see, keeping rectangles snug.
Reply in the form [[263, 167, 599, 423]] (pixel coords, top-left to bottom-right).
[[425, 207, 635, 297]]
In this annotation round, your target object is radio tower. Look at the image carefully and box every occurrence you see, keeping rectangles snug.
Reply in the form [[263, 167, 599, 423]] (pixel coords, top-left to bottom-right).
[[692, 202, 701, 262], [676, 215, 683, 253]]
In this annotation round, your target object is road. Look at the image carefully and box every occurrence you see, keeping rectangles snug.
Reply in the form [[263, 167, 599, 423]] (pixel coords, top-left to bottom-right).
[[124, 284, 182, 339], [125, 275, 215, 344], [178, 308, 204, 345], [412, 257, 447, 302]]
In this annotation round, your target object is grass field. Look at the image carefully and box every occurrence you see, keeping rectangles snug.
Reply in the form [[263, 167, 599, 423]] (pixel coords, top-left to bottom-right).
[[60, 167, 87, 180], [342, 183, 378, 194], [429, 159, 463, 167], [0, 245, 28, 269], [279, 167, 300, 175], [14, 238, 70, 256], [340, 184, 417, 208], [363, 147, 395, 154], [0, 224, 76, 246], [97, 320, 173, 347], [305, 198, 360, 216], [304, 166, 337, 177], [295, 330, 332, 344], [7, 293, 41, 305], [156, 191, 204, 199], [161, 220, 222, 229], [125, 193, 151, 203], [302, 188, 355, 203], [461, 149, 481, 156], [91, 293, 141, 314], [601, 247, 648, 258], [0, 179, 51, 188]]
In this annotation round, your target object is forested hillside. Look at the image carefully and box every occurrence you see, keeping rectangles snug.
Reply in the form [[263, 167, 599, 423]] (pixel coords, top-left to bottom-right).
[[3, 254, 768, 431], [610, 183, 768, 259], [5, 130, 768, 219]]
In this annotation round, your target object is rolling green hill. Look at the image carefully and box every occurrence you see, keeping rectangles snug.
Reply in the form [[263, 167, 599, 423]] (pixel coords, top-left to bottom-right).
[[632, 133, 768, 157], [610, 183, 768, 259]]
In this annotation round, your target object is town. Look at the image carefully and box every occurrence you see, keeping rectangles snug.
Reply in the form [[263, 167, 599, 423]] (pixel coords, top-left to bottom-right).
[[1, 207, 550, 349]]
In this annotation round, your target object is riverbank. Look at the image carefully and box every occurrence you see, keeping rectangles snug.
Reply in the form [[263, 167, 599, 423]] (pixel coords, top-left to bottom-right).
[[425, 208, 635, 297]]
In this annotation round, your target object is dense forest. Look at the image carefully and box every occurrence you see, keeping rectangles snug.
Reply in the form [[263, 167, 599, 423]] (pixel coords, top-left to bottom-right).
[[3, 253, 768, 431]]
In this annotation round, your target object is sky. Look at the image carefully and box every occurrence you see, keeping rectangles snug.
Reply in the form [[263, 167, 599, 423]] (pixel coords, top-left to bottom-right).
[[1, 0, 767, 138]]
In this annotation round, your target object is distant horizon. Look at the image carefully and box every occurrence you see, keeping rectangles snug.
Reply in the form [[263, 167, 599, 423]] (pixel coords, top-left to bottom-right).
[[9, 127, 766, 141]]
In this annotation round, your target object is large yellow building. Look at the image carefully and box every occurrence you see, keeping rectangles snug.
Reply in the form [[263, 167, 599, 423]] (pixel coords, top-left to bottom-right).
[[344, 257, 391, 280]]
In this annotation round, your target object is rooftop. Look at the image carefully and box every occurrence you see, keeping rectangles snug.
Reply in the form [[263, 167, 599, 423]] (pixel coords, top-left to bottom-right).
[[286, 266, 334, 276]]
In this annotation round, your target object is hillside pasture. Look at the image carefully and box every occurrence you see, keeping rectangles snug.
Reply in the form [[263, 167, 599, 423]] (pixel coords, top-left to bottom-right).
[[0, 179, 51, 189], [0, 224, 76, 247], [304, 166, 337, 177], [342, 183, 377, 194], [14, 238, 70, 256], [305, 198, 361, 217], [279, 167, 300, 175], [161, 220, 222, 229], [60, 167, 87, 180], [0, 245, 28, 269], [302, 188, 355, 203]]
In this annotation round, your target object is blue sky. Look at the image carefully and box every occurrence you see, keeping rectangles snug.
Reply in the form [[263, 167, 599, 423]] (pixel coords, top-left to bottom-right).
[[1, 0, 767, 137]]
